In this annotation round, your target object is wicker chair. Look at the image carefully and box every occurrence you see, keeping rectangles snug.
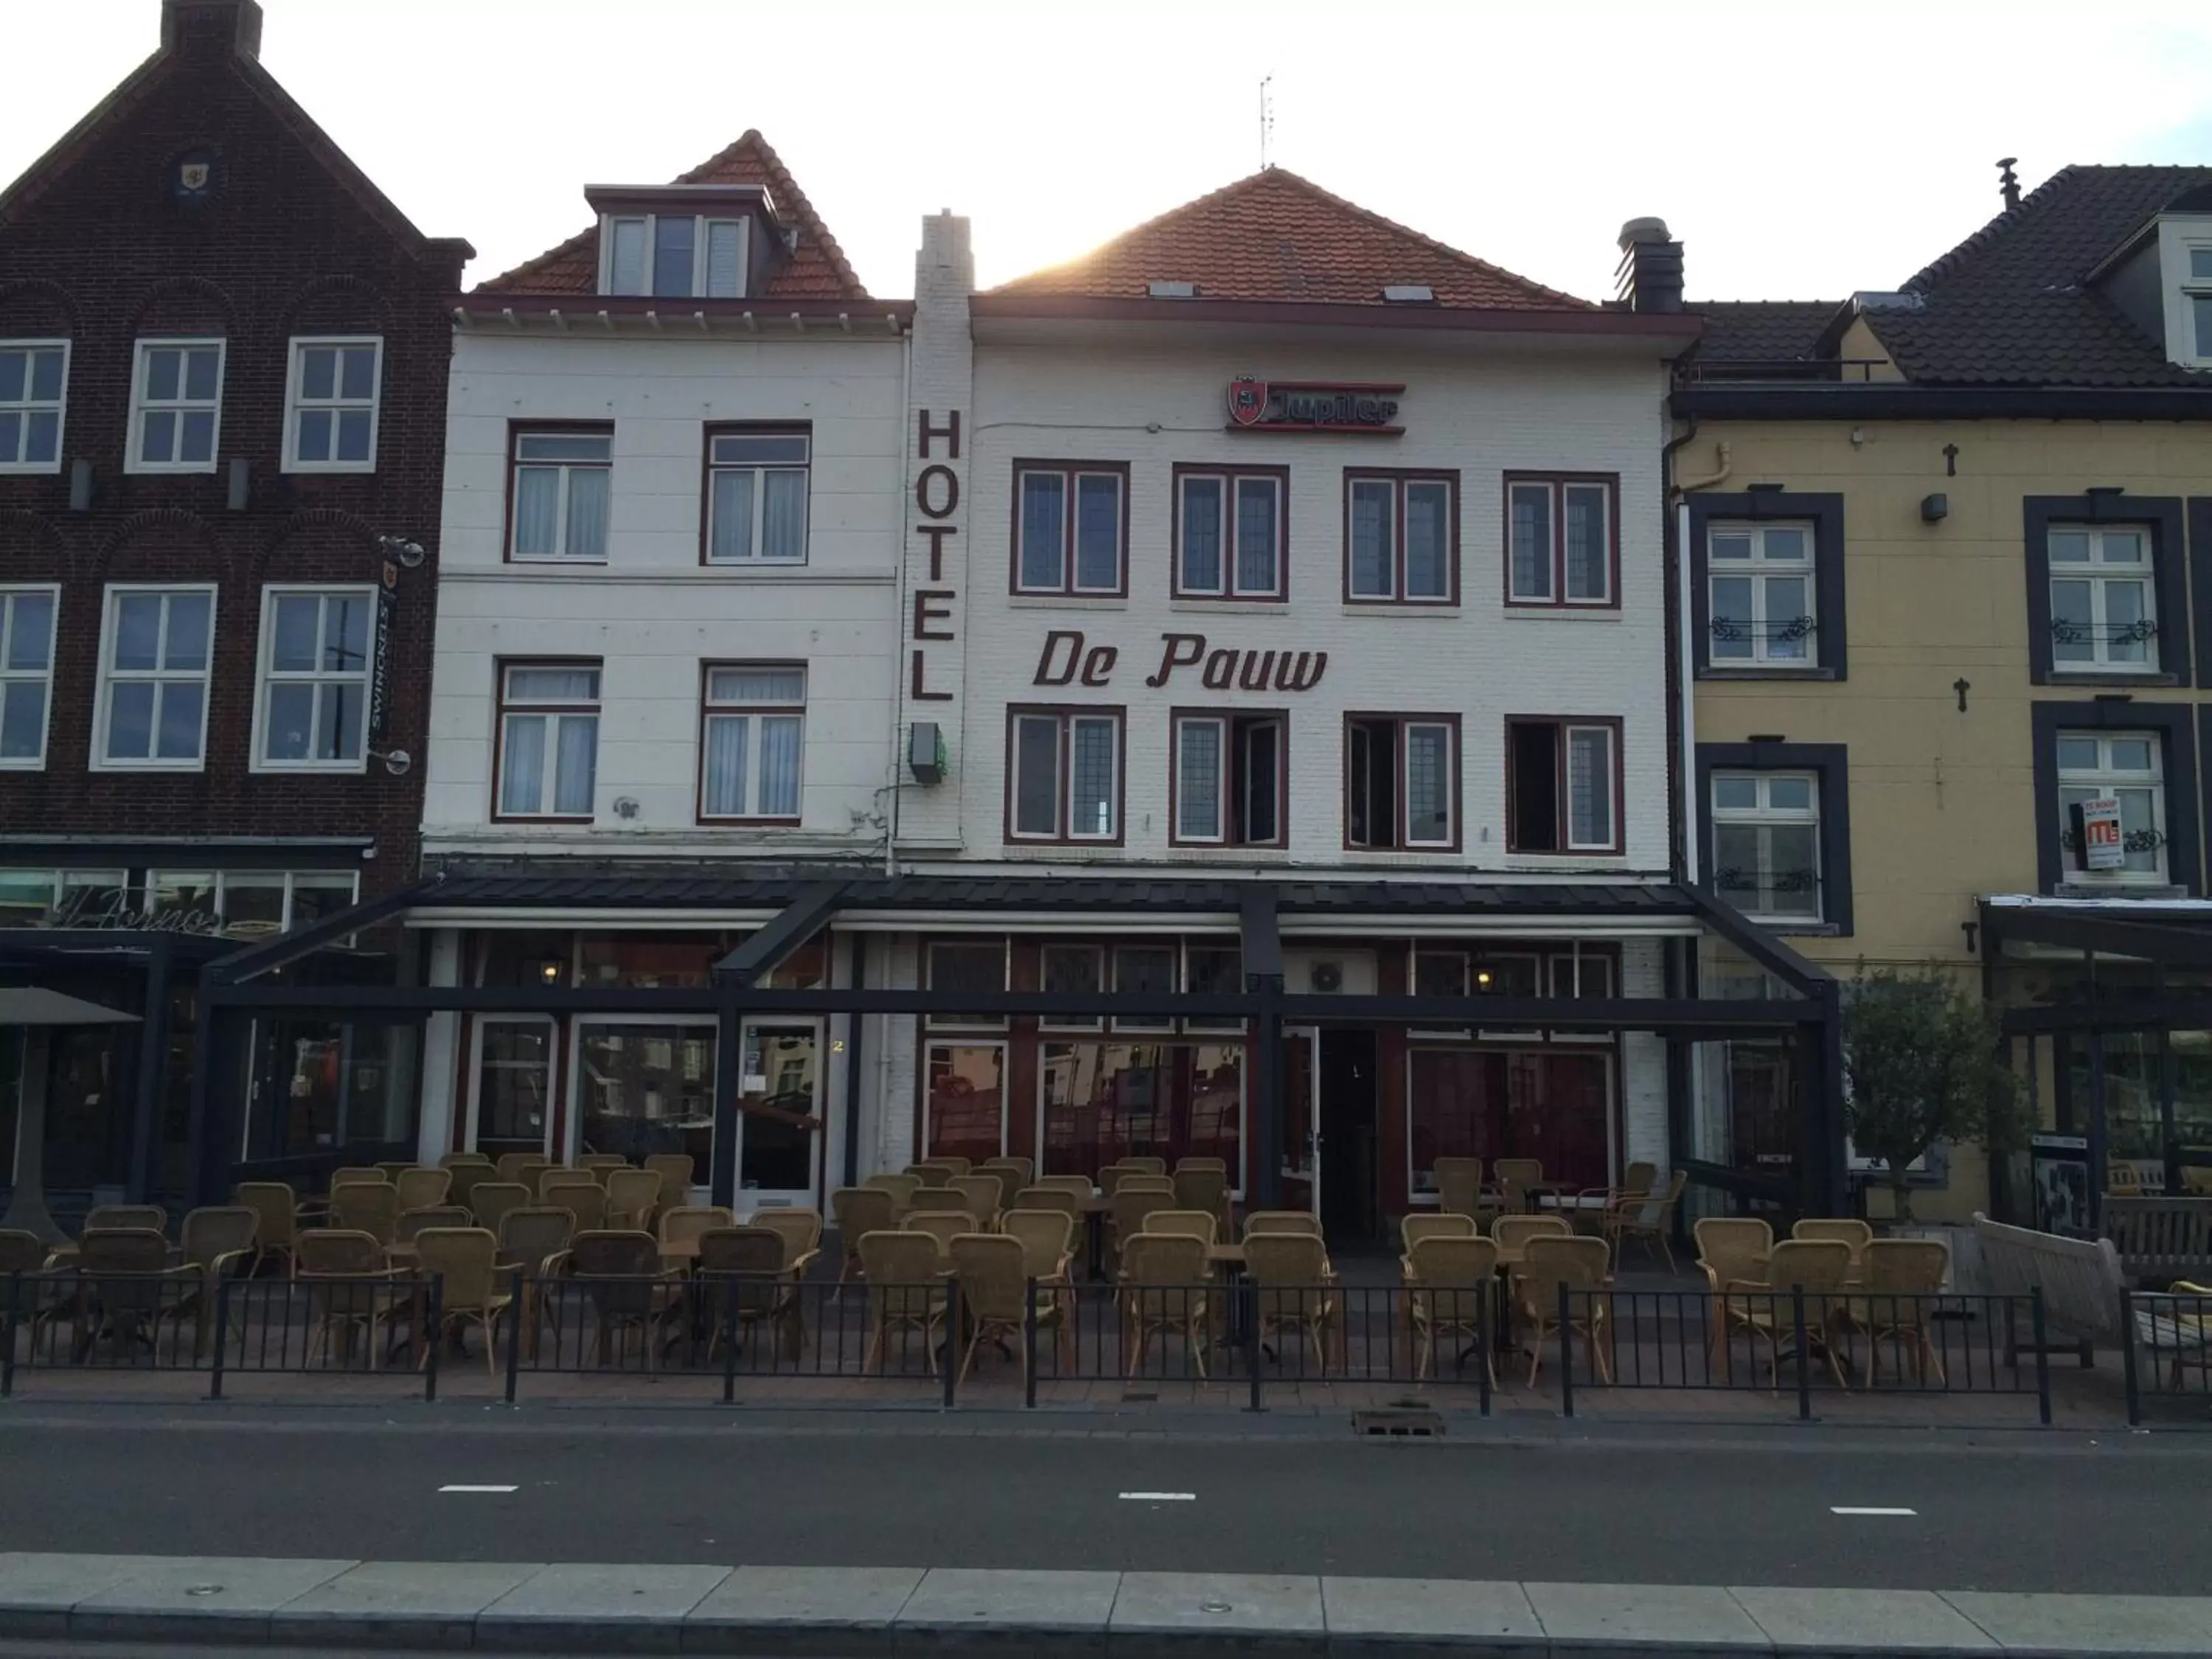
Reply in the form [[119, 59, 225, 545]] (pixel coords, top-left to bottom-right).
[[393, 1168, 451, 1211], [495, 1206, 577, 1353], [414, 1228, 511, 1375], [1108, 1183, 1176, 1263], [1718, 1237, 1854, 1390], [1011, 1185, 1083, 1228], [949, 1175, 1004, 1231], [975, 1162, 1026, 1215], [541, 1175, 607, 1233], [1122, 1155, 1167, 1175], [1243, 1210, 1323, 1238], [1241, 1231, 1336, 1373], [1515, 1234, 1613, 1386], [658, 1206, 737, 1256], [981, 1153, 1034, 1185], [603, 1168, 662, 1232], [440, 1151, 494, 1169], [1492, 1158, 1545, 1213], [861, 1172, 922, 1213], [1118, 1232, 1209, 1379], [1138, 1208, 1217, 1246], [566, 1229, 682, 1368], [697, 1227, 804, 1363], [1405, 1234, 1500, 1383], [1694, 1216, 1775, 1358], [952, 1231, 1067, 1380], [468, 1182, 531, 1237], [233, 1181, 298, 1273], [901, 1210, 971, 1261], [74, 1228, 192, 1362], [998, 1209, 1074, 1285], [1603, 1169, 1688, 1271], [748, 1208, 822, 1276], [855, 1229, 947, 1371], [1035, 1175, 1096, 1203], [832, 1187, 897, 1284], [293, 1228, 397, 1367], [577, 1153, 629, 1179], [493, 1152, 543, 1185], [905, 1188, 978, 1221], [330, 1184, 400, 1246], [444, 1163, 493, 1215], [1401, 1212, 1478, 1253], [396, 1206, 471, 1247], [1843, 1237, 1952, 1384], [1793, 1217, 1874, 1276], [1171, 1163, 1230, 1231], [1492, 1214, 1572, 1270], [327, 1168, 387, 1195], [84, 1204, 167, 1234], [643, 1153, 695, 1213], [1432, 1156, 1488, 1222]]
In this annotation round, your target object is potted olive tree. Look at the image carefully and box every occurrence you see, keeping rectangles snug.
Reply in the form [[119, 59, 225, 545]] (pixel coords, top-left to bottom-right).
[[1843, 965, 2028, 1232]]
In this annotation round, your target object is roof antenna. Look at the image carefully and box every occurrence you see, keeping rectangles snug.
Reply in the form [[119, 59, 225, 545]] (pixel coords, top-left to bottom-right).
[[1997, 157, 2020, 212], [1259, 75, 1274, 172]]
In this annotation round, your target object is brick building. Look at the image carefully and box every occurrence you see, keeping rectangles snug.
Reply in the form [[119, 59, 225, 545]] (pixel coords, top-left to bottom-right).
[[0, 0, 468, 1225]]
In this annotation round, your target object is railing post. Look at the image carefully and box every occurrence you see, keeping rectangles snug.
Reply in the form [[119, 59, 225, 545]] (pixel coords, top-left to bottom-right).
[[2121, 1289, 2141, 1427], [2031, 1288, 2052, 1426], [721, 1276, 740, 1406], [941, 1282, 958, 1410], [208, 1275, 232, 1402], [1477, 1282, 1492, 1418], [1557, 1280, 1574, 1419], [1023, 1278, 1037, 1410], [503, 1270, 524, 1407], [2, 1270, 21, 1399], [1792, 1287, 1812, 1422], [1245, 1279, 1263, 1413], [423, 1275, 444, 1404]]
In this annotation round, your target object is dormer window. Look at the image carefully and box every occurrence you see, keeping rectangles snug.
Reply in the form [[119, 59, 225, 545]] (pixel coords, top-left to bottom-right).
[[602, 214, 747, 299], [2188, 246, 2212, 362]]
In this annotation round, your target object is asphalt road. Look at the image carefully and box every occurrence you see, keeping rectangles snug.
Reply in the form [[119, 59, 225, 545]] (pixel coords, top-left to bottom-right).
[[0, 1408, 2202, 1593]]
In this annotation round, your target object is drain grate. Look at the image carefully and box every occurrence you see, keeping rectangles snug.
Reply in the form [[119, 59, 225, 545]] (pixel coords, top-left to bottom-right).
[[1352, 1408, 1445, 1438]]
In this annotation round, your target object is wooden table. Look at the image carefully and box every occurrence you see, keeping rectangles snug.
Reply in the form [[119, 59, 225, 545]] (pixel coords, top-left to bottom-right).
[[1206, 1242, 1246, 1269]]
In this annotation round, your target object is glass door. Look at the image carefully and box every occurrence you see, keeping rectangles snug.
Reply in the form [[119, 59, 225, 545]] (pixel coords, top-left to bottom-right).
[[734, 1020, 823, 1212], [1279, 1026, 1321, 1217]]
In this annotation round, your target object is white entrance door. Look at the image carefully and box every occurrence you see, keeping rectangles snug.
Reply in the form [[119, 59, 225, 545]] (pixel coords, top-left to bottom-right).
[[733, 1018, 824, 1214], [1280, 1026, 1321, 1218]]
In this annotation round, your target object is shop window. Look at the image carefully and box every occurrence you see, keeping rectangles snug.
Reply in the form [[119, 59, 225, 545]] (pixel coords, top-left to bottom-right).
[[700, 664, 805, 821], [282, 337, 380, 472], [925, 1041, 1007, 1165], [1406, 1048, 1610, 1197], [928, 938, 1009, 1029], [1345, 470, 1456, 603], [479, 931, 574, 989], [1506, 717, 1619, 854], [1040, 943, 1105, 1032], [1014, 462, 1127, 595], [1113, 943, 1176, 1033], [473, 1019, 554, 1151], [509, 428, 612, 560], [96, 586, 215, 768], [255, 587, 374, 769], [574, 1020, 714, 1169], [1172, 712, 1283, 846], [127, 338, 223, 473], [577, 933, 723, 989], [1346, 714, 1458, 850], [1038, 1041, 1243, 1180], [496, 662, 599, 819], [1504, 473, 1615, 607], [0, 586, 56, 767], [1183, 942, 1245, 1033], [705, 428, 809, 563], [0, 340, 66, 473], [1174, 466, 1286, 599], [1006, 707, 1123, 844]]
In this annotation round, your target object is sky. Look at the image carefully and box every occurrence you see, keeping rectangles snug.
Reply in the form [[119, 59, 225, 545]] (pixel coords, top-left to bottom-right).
[[5, 0, 2212, 304]]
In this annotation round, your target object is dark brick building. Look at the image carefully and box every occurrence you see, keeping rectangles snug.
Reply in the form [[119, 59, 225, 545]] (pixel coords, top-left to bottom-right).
[[0, 0, 469, 1220]]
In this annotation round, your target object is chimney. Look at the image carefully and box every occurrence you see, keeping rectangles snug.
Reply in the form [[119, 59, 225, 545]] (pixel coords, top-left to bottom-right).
[[161, 0, 263, 60], [1997, 158, 2021, 212], [1615, 218, 1683, 315]]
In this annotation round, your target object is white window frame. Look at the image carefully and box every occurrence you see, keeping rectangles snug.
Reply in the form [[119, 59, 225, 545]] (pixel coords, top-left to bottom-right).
[[1175, 469, 1284, 598], [1007, 709, 1123, 841], [0, 585, 59, 769], [125, 338, 225, 475], [2048, 524, 2158, 674], [1400, 719, 1457, 848], [1345, 473, 1456, 605], [251, 585, 376, 773], [2182, 242, 2212, 368], [1013, 466, 1126, 595], [598, 213, 749, 299], [1346, 716, 1458, 851], [1563, 723, 1618, 852], [1172, 712, 1285, 848], [91, 584, 216, 771], [698, 664, 807, 822], [495, 661, 602, 821], [1507, 476, 1614, 607], [704, 429, 810, 563], [208, 869, 361, 936], [1711, 771, 1823, 923], [281, 336, 383, 473], [0, 339, 69, 474], [2057, 729, 2169, 887], [1707, 520, 1818, 667], [509, 429, 613, 562], [467, 1015, 560, 1155]]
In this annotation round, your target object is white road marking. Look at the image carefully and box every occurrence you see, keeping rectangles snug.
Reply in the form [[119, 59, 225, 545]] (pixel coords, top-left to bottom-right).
[[439, 1484, 518, 1494], [1119, 1492, 1196, 1501], [1830, 1506, 1916, 1516]]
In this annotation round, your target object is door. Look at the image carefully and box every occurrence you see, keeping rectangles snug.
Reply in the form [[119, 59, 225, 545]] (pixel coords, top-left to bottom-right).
[[734, 1020, 824, 1211], [1279, 1026, 1321, 1217]]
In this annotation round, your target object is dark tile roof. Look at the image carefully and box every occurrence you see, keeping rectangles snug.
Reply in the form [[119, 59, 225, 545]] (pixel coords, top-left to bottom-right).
[[1685, 301, 1843, 364], [1865, 165, 2212, 387], [474, 131, 866, 301], [987, 168, 1591, 312]]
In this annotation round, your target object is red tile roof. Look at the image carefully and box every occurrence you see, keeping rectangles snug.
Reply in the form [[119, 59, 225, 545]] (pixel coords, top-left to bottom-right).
[[990, 168, 1590, 311], [475, 130, 867, 300]]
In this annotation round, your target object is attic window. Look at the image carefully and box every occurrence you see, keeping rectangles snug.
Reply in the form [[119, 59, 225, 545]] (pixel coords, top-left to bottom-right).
[[2188, 247, 2212, 363], [1147, 280, 1198, 299], [1382, 285, 1435, 304], [601, 214, 748, 299]]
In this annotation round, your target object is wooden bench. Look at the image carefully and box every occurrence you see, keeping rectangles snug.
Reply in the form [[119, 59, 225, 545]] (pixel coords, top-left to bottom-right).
[[2102, 1197, 2212, 1285], [1973, 1211, 2125, 1366]]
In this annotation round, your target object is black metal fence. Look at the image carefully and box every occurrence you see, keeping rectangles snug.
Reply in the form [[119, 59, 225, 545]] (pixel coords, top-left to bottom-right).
[[2122, 1289, 2212, 1423]]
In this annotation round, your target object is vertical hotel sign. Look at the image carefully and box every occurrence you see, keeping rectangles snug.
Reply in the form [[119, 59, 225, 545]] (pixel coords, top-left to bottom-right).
[[909, 408, 960, 703]]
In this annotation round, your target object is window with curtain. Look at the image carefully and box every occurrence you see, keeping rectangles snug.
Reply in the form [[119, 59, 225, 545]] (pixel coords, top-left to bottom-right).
[[497, 663, 600, 818], [1345, 472, 1455, 602], [510, 430, 613, 560], [1007, 708, 1122, 841], [1175, 468, 1285, 597], [1013, 464, 1125, 594], [284, 338, 381, 472], [700, 664, 805, 820], [1506, 475, 1615, 606], [97, 586, 214, 767], [706, 430, 810, 562], [257, 587, 372, 768]]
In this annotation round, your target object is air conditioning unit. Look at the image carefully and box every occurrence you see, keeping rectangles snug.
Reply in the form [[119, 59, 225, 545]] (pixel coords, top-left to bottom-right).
[[1284, 950, 1375, 996]]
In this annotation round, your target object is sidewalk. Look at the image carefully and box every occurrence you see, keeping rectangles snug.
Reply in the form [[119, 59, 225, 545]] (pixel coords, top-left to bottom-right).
[[5, 1554, 2211, 1656]]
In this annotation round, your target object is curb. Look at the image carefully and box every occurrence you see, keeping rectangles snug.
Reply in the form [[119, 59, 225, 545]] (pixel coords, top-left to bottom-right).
[[4, 1555, 2211, 1655]]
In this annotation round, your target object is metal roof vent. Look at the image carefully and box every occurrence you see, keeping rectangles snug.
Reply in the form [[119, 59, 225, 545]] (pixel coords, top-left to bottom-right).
[[1382, 284, 1436, 303], [1147, 279, 1197, 299]]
